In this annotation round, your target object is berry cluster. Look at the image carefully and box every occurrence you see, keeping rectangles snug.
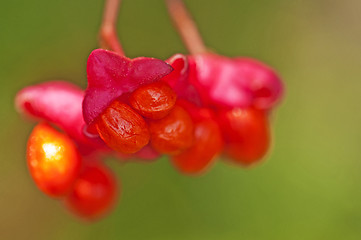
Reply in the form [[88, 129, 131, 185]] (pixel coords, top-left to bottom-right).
[[15, 48, 282, 219], [14, 0, 284, 220], [85, 49, 282, 169], [16, 82, 118, 219]]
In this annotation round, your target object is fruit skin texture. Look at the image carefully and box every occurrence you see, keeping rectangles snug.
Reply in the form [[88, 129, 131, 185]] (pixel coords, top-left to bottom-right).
[[26, 123, 81, 197], [148, 105, 194, 155], [130, 81, 177, 119], [83, 49, 173, 127], [96, 100, 150, 154], [172, 119, 223, 174], [218, 108, 270, 166], [65, 163, 118, 220]]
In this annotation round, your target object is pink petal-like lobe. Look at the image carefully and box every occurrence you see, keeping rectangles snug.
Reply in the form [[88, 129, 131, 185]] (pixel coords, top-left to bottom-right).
[[163, 54, 201, 106], [234, 58, 283, 109], [83, 49, 173, 126], [15, 81, 104, 149], [188, 53, 283, 110]]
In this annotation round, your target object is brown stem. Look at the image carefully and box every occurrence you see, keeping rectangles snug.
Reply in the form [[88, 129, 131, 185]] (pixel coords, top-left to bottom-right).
[[165, 0, 207, 54], [99, 0, 124, 55]]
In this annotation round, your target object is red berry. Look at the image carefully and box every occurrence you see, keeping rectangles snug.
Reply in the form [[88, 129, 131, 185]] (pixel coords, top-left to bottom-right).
[[26, 123, 81, 197], [176, 99, 215, 122], [218, 108, 270, 166], [172, 119, 223, 174], [65, 162, 118, 220], [96, 100, 150, 154], [148, 105, 194, 155], [130, 82, 177, 119]]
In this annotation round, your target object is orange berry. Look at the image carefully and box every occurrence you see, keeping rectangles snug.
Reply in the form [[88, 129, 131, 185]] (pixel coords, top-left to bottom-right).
[[218, 108, 270, 166], [65, 163, 118, 220], [172, 119, 223, 174], [96, 100, 150, 154], [148, 105, 193, 155], [26, 123, 81, 197], [129, 82, 177, 119]]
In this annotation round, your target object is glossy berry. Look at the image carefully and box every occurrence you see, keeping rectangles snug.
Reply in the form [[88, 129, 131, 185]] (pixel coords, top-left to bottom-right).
[[149, 105, 194, 155], [218, 108, 270, 166], [26, 123, 81, 197], [65, 163, 118, 220], [172, 119, 223, 174], [96, 100, 150, 154], [130, 81, 177, 119]]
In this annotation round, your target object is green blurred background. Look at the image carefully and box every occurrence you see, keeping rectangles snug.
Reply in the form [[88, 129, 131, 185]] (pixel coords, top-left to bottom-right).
[[1, 0, 361, 239]]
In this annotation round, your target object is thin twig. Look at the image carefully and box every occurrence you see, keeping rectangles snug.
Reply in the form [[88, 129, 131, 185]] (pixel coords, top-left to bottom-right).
[[165, 0, 207, 54], [99, 0, 124, 55]]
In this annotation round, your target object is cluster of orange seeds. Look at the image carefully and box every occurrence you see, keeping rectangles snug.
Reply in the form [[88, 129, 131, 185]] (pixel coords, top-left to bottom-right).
[[94, 81, 225, 174]]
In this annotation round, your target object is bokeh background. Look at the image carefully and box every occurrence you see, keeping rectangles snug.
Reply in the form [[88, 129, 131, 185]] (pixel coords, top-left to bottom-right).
[[1, 0, 361, 239]]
